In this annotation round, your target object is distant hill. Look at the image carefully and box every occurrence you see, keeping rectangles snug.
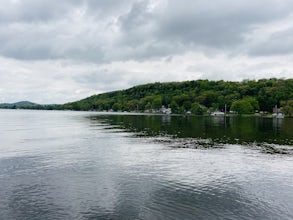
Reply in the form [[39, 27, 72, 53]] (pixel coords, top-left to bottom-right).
[[13, 101, 38, 107], [0, 101, 39, 109], [62, 78, 293, 115]]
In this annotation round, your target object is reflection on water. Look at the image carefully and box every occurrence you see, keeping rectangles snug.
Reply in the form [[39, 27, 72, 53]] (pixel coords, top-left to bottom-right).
[[91, 114, 293, 149], [0, 110, 293, 220], [273, 118, 283, 134]]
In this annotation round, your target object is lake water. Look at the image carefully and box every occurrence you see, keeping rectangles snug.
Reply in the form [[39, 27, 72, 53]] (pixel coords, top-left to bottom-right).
[[0, 109, 293, 220]]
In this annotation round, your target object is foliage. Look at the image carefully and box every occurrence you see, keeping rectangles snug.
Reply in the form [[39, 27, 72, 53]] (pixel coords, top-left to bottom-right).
[[190, 102, 204, 115], [281, 100, 293, 117], [231, 99, 254, 114], [153, 97, 162, 110], [1, 78, 292, 115], [230, 96, 260, 114]]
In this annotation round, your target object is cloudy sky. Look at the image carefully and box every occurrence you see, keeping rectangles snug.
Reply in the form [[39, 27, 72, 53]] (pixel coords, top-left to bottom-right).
[[0, 0, 293, 104]]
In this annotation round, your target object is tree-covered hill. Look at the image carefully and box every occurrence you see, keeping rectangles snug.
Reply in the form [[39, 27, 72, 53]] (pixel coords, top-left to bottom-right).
[[62, 78, 293, 115], [0, 101, 38, 109], [1, 78, 292, 115]]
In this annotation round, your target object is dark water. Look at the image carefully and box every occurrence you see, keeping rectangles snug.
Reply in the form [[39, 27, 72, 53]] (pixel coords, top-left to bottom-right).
[[94, 114, 293, 152], [0, 110, 293, 220]]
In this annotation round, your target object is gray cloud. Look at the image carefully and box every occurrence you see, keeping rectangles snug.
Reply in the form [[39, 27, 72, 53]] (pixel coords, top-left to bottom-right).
[[0, 0, 80, 23], [1, 0, 293, 62], [0, 0, 293, 103], [0, 0, 133, 61], [0, 0, 132, 23], [84, 0, 135, 17], [117, 0, 293, 58], [249, 27, 293, 56], [119, 0, 152, 31], [73, 69, 126, 91]]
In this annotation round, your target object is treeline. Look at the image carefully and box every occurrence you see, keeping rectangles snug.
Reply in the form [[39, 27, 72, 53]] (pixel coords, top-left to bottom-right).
[[61, 78, 293, 115], [1, 79, 292, 115], [0, 103, 63, 110]]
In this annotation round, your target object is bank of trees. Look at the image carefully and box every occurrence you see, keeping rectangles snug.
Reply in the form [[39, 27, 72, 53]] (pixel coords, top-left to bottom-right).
[[61, 78, 293, 115], [2, 79, 292, 115]]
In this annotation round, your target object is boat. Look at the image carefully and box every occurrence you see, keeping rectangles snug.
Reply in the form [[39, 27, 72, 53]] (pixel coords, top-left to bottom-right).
[[211, 111, 225, 116], [273, 105, 284, 119], [276, 113, 284, 119]]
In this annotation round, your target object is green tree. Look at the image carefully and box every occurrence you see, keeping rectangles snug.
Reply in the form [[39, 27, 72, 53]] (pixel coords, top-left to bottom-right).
[[183, 101, 192, 111], [153, 97, 162, 110], [112, 103, 122, 111], [231, 99, 254, 114], [197, 90, 219, 108], [191, 102, 203, 115], [173, 94, 190, 106], [281, 100, 293, 117], [170, 101, 180, 114], [243, 96, 259, 111]]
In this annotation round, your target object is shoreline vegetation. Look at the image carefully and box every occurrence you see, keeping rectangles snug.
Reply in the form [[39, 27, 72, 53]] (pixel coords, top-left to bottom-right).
[[1, 78, 293, 117]]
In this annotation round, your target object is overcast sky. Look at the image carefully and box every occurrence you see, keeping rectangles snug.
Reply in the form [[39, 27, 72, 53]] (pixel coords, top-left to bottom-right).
[[0, 0, 293, 104]]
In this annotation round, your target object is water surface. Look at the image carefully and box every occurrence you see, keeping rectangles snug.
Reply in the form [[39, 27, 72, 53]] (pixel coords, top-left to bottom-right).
[[0, 110, 293, 219]]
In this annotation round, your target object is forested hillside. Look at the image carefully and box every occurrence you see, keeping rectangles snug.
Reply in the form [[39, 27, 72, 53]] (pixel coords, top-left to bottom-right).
[[1, 78, 292, 115], [62, 78, 293, 115], [0, 101, 38, 109]]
